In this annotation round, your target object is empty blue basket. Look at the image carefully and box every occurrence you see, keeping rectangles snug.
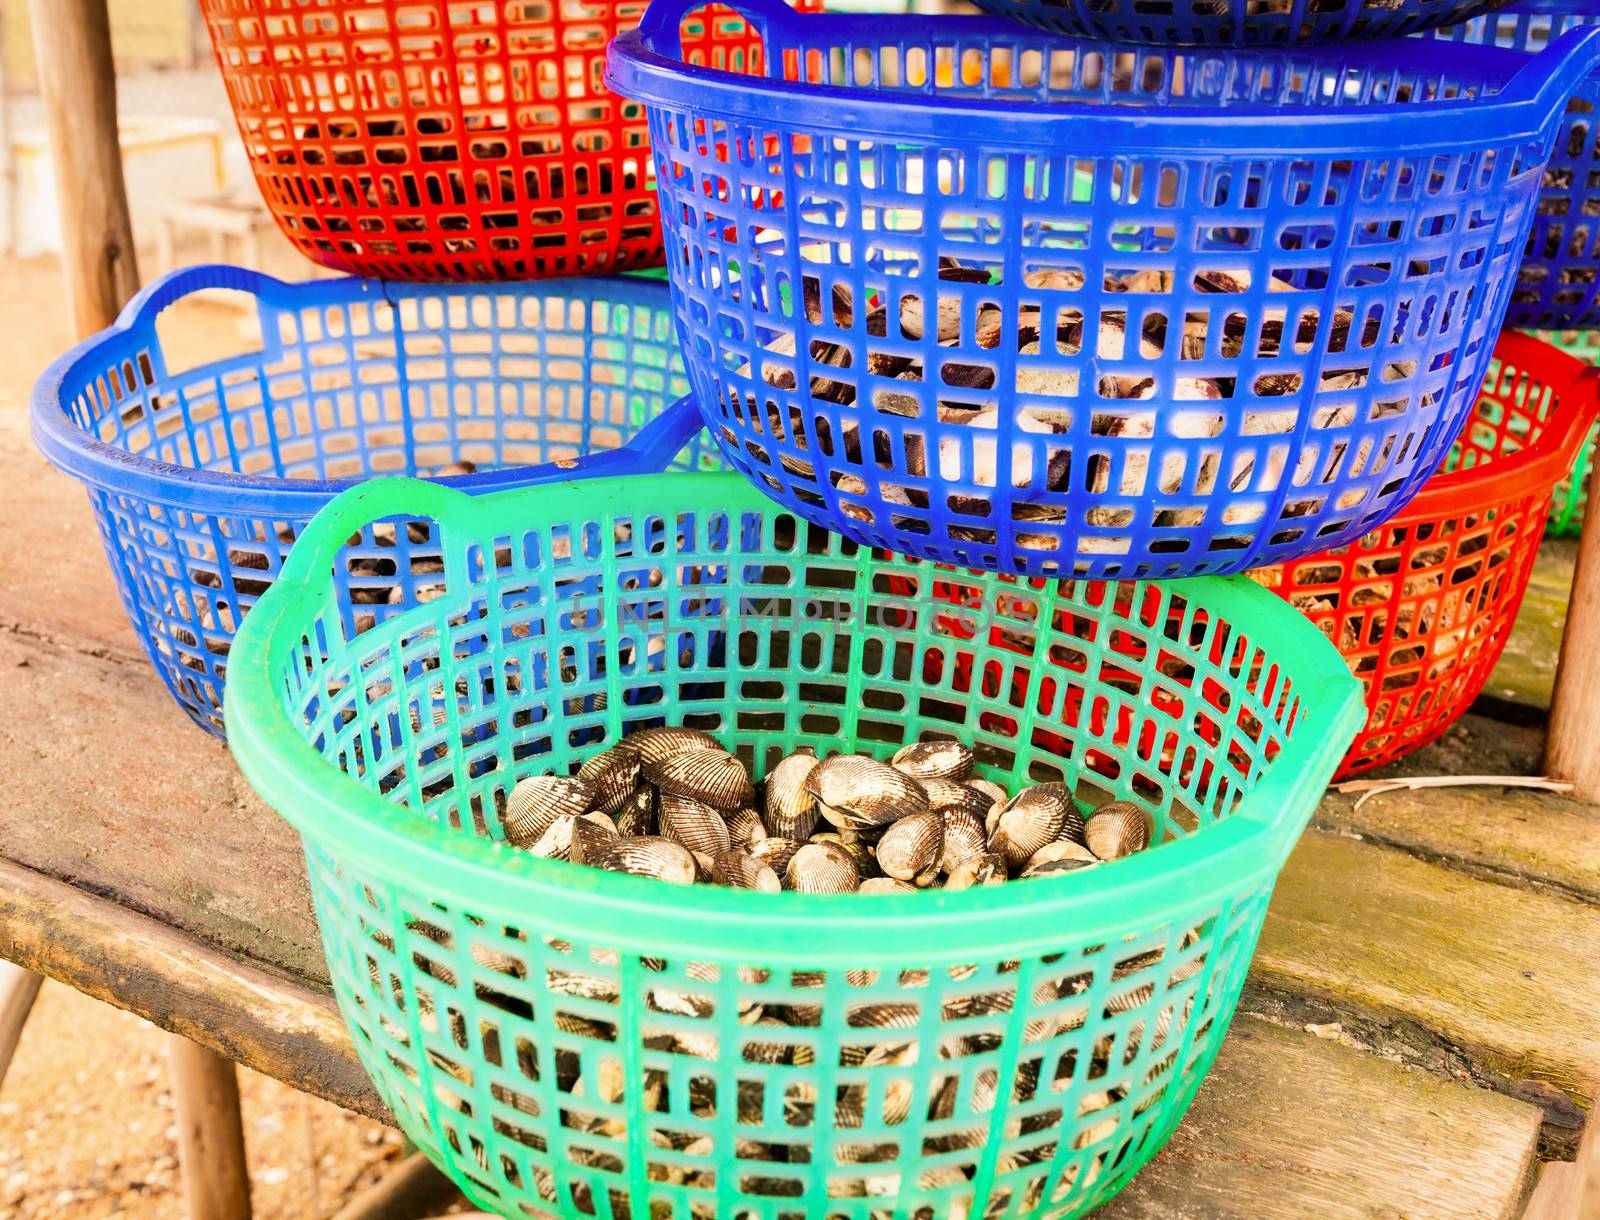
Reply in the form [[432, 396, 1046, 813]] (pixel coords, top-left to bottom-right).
[[31, 267, 723, 737], [1431, 0, 1600, 328], [608, 3, 1600, 579]]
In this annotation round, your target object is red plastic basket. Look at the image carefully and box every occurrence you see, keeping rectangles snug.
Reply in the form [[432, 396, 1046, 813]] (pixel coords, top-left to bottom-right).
[[1247, 330, 1599, 779], [897, 331, 1597, 783], [200, 0, 813, 280]]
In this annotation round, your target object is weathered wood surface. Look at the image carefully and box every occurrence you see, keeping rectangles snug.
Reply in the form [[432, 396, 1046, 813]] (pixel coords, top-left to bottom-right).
[[1103, 1016, 1543, 1220], [1316, 715, 1600, 905], [1254, 830, 1600, 1149], [1484, 539, 1575, 715], [0, 854, 381, 1119]]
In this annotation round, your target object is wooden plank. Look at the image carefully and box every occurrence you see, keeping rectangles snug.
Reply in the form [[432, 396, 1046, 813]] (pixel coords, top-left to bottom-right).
[[0, 854, 382, 1120], [1252, 830, 1600, 1149], [1316, 715, 1600, 905], [1102, 1016, 1542, 1220], [0, 626, 328, 985], [1549, 457, 1600, 801]]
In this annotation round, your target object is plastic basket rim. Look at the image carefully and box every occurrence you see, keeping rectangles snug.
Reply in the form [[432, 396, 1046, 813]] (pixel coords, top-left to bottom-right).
[[1358, 328, 1600, 527], [29, 264, 693, 519], [604, 0, 1600, 155], [223, 471, 1365, 963]]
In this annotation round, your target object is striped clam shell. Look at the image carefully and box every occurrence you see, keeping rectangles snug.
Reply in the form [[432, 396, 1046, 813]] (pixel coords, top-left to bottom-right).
[[945, 851, 1007, 890], [1021, 838, 1099, 878], [967, 778, 1008, 808], [712, 849, 782, 892], [891, 739, 975, 781], [527, 813, 577, 860], [764, 749, 821, 840], [874, 811, 944, 885], [1086, 800, 1151, 861], [599, 836, 698, 885], [651, 748, 754, 810], [809, 831, 878, 880], [613, 786, 656, 838], [857, 876, 917, 895], [808, 755, 927, 829], [784, 841, 859, 894], [988, 785, 1070, 869], [572, 811, 619, 865], [619, 725, 723, 765], [725, 805, 768, 852], [750, 836, 803, 876], [504, 775, 595, 848], [576, 747, 641, 815], [659, 791, 733, 857], [920, 776, 996, 821], [940, 808, 988, 874]]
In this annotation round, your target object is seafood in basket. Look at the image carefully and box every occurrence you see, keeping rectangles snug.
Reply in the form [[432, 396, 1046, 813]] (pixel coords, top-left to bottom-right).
[[225, 470, 1363, 1218], [607, 2, 1600, 578]]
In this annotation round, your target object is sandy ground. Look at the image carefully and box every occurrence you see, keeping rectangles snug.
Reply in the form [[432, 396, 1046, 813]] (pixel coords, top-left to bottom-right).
[[0, 984, 407, 1220]]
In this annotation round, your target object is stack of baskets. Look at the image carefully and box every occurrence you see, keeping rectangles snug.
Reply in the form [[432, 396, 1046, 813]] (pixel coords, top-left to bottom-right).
[[27, 0, 1600, 1216]]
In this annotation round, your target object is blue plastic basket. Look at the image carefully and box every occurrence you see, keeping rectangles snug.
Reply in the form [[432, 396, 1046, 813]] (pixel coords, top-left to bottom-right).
[[968, 0, 1513, 45], [608, 6, 1600, 579], [1430, 1, 1600, 328], [31, 267, 724, 737]]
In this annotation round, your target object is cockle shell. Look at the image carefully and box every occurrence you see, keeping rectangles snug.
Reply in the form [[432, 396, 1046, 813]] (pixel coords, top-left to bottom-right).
[[1086, 801, 1151, 860], [966, 778, 1008, 809], [891, 739, 975, 782], [725, 805, 768, 852], [808, 755, 927, 829], [600, 837, 698, 885], [875, 811, 944, 885], [572, 811, 619, 866], [945, 852, 1008, 890], [712, 849, 782, 892], [613, 786, 656, 838], [651, 748, 754, 810], [810, 831, 878, 880], [784, 841, 860, 894], [659, 792, 733, 856], [503, 775, 595, 848], [751, 835, 803, 876], [764, 749, 821, 840], [618, 725, 723, 764], [940, 808, 989, 874], [1021, 838, 1099, 879], [857, 877, 917, 895], [987, 785, 1070, 869], [576, 747, 641, 816]]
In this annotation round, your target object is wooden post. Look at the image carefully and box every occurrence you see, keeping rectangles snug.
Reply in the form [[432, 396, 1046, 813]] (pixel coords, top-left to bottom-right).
[[27, 0, 138, 335], [169, 1036, 254, 1220], [0, 961, 43, 1092], [1547, 453, 1600, 803], [28, 5, 252, 1218]]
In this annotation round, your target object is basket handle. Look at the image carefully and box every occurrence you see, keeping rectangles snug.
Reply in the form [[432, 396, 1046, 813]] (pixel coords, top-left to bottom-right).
[[635, 0, 795, 61], [1500, 23, 1600, 113], [270, 400, 707, 592]]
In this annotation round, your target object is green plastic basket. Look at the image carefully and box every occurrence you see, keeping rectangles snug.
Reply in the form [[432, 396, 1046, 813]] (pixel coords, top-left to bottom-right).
[[1546, 330, 1600, 538], [225, 473, 1362, 1220]]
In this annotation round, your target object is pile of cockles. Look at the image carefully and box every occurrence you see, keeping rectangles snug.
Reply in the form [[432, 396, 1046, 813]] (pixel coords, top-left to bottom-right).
[[499, 725, 1153, 892]]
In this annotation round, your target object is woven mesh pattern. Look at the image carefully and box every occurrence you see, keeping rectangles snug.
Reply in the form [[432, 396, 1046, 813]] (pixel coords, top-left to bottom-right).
[[1433, 4, 1600, 327], [199, 0, 814, 280], [233, 473, 1358, 1219], [631, 23, 1554, 578], [1547, 328, 1599, 537], [970, 0, 1512, 45], [40, 274, 718, 736], [1248, 332, 1592, 776]]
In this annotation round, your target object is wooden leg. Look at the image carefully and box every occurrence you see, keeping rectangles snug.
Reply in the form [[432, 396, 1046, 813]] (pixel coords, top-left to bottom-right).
[[1547, 451, 1600, 802], [0, 960, 43, 1092], [168, 1035, 254, 1220], [328, 1150, 461, 1220]]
